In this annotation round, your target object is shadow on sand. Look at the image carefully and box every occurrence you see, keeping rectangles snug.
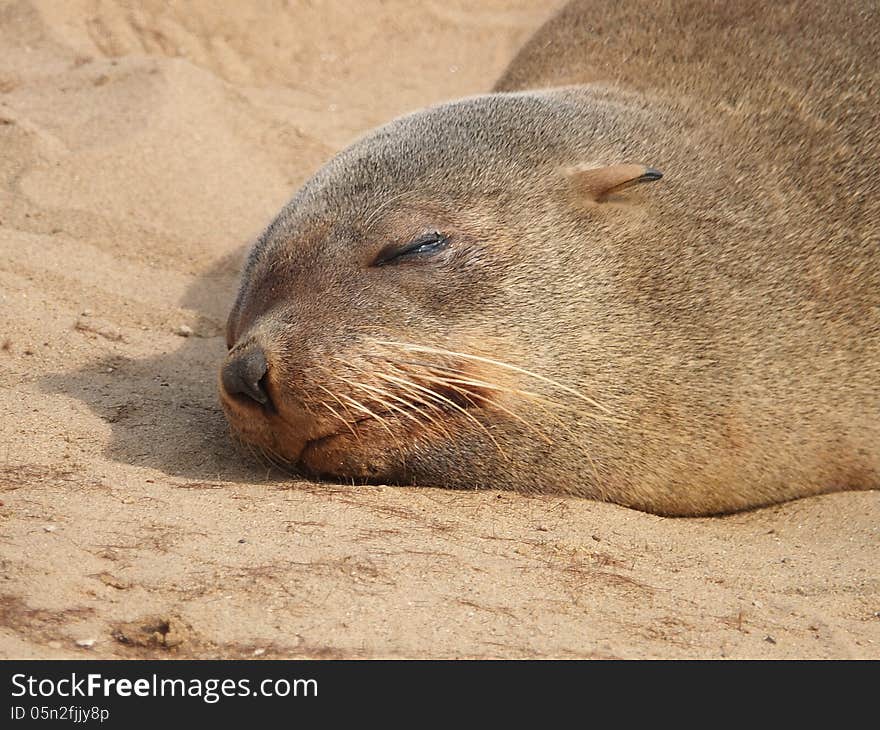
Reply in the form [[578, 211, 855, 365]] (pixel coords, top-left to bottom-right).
[[40, 248, 283, 485]]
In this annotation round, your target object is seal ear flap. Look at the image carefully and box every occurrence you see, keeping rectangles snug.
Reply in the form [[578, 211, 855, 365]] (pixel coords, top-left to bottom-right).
[[565, 163, 663, 203]]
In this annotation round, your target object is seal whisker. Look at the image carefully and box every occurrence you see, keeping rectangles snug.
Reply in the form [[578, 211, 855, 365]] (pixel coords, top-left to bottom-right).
[[374, 340, 621, 423], [373, 370, 510, 460], [260, 441, 291, 470], [398, 359, 572, 412], [404, 370, 554, 445], [337, 374, 454, 439], [255, 442, 290, 477], [339, 378, 426, 426], [388, 356, 603, 482], [342, 360, 459, 441], [314, 387, 361, 442], [238, 436, 280, 477], [348, 358, 456, 418], [240, 438, 266, 469], [263, 442, 314, 480], [334, 392, 404, 449], [407, 371, 600, 487], [314, 383, 363, 442], [401, 360, 590, 442]]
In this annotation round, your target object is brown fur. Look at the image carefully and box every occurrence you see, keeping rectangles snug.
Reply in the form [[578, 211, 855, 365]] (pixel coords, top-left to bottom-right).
[[220, 0, 879, 515]]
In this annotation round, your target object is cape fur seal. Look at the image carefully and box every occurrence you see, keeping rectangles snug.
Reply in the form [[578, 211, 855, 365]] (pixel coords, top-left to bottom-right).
[[220, 0, 879, 516]]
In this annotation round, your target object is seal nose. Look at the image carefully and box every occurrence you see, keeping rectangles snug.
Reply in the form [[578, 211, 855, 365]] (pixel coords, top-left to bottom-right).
[[222, 346, 271, 408]]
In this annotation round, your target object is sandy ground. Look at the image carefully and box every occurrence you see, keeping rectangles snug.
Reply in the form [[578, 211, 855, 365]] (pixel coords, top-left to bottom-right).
[[0, 0, 877, 660]]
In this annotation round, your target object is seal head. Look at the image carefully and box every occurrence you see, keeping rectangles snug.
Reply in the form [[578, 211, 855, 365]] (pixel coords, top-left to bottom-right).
[[221, 88, 667, 497]]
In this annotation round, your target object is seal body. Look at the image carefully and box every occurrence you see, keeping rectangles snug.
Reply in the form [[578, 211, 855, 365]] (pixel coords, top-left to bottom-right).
[[220, 0, 879, 515]]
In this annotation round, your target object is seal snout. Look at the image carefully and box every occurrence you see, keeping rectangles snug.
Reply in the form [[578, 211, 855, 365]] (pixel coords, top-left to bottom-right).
[[221, 345, 272, 409]]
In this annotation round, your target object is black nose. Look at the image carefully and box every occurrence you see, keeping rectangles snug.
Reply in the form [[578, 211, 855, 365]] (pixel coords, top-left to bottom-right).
[[222, 346, 270, 407]]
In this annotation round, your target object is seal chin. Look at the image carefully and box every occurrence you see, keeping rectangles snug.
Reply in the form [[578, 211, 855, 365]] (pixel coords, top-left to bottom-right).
[[221, 404, 309, 463], [297, 421, 403, 482], [297, 431, 348, 476], [221, 389, 388, 476]]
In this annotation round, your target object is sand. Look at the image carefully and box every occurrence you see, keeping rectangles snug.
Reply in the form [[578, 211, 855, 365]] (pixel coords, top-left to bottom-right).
[[0, 0, 877, 660]]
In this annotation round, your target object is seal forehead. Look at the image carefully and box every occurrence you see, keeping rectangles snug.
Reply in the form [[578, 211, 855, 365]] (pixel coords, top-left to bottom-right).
[[311, 89, 657, 212], [240, 86, 666, 305], [245, 91, 616, 270], [312, 90, 597, 189]]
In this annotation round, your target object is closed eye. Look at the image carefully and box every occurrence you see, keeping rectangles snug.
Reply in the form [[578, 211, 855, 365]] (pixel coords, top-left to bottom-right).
[[372, 231, 449, 267]]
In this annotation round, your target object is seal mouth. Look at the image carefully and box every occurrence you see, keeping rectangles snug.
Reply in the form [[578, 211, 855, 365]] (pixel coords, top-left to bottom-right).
[[227, 403, 432, 477], [221, 340, 507, 480], [297, 397, 466, 464], [287, 391, 482, 480], [296, 428, 354, 467], [301, 414, 374, 453]]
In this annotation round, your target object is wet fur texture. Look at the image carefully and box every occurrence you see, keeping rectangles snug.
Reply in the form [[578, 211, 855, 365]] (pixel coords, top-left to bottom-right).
[[222, 0, 879, 515]]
